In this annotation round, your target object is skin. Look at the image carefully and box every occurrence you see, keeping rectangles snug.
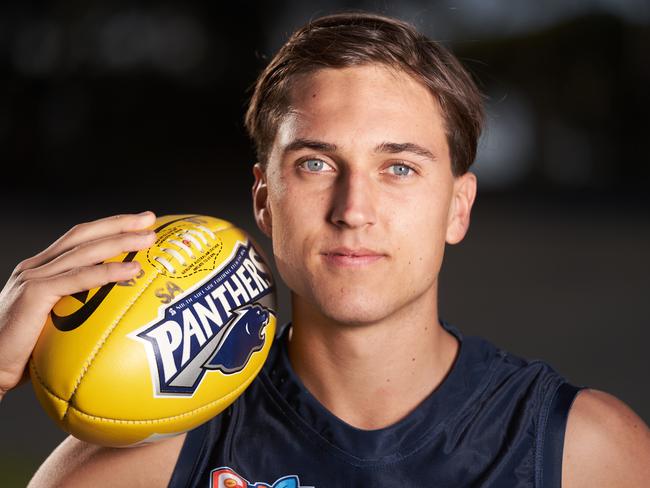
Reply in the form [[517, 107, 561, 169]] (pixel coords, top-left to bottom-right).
[[3, 64, 648, 487], [252, 64, 473, 429]]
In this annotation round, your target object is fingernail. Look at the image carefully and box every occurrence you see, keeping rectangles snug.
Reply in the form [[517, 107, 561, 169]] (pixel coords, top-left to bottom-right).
[[138, 211, 153, 217]]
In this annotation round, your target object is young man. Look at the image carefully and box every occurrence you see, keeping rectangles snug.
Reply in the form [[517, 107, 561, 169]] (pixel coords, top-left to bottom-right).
[[1, 12, 648, 488]]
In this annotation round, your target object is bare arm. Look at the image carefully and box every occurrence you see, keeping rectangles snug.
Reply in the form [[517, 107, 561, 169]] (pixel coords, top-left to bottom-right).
[[27, 433, 186, 488], [563, 389, 650, 487]]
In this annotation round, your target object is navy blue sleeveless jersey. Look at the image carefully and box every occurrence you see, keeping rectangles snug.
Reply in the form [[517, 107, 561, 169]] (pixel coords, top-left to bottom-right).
[[168, 322, 582, 488]]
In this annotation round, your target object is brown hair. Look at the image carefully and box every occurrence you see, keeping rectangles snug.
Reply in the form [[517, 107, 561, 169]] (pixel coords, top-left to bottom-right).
[[244, 12, 484, 176]]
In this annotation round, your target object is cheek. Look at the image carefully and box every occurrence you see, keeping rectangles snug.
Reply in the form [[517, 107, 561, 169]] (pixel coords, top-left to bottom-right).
[[390, 189, 450, 270], [267, 184, 318, 282], [389, 181, 450, 232], [268, 171, 328, 241]]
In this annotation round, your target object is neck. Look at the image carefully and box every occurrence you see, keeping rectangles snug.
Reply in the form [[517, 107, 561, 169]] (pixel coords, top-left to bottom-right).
[[287, 288, 459, 430]]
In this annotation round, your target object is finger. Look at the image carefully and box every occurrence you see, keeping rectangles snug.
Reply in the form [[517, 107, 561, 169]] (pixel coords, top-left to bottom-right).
[[27, 261, 144, 303], [17, 211, 156, 271], [0, 261, 144, 392], [20, 230, 156, 281]]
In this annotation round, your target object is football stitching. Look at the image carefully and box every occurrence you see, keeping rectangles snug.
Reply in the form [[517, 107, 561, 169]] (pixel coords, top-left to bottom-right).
[[29, 359, 68, 406], [63, 353, 267, 424], [146, 224, 234, 278], [62, 270, 161, 422], [146, 237, 224, 278]]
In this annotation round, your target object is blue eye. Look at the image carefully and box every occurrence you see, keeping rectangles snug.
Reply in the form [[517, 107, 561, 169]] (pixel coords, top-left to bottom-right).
[[300, 159, 330, 172], [306, 160, 324, 171], [390, 163, 413, 177]]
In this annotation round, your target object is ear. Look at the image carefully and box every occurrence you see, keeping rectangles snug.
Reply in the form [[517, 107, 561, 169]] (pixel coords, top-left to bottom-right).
[[445, 171, 477, 245], [252, 162, 272, 238]]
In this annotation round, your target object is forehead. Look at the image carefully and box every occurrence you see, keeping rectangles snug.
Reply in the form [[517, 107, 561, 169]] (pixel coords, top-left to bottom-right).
[[272, 64, 448, 157]]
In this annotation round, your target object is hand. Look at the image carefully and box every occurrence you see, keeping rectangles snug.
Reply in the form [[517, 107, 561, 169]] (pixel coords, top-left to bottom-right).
[[0, 211, 157, 401]]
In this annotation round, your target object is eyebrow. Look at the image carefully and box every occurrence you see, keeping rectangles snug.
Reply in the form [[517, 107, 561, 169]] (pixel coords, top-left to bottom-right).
[[283, 138, 437, 162], [284, 138, 336, 154], [375, 141, 437, 162]]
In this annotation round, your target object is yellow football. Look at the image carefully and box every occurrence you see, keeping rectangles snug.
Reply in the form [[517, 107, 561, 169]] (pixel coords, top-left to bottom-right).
[[29, 214, 276, 447]]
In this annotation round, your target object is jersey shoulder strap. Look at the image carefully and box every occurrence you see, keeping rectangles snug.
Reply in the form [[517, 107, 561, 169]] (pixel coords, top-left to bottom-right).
[[536, 381, 584, 488]]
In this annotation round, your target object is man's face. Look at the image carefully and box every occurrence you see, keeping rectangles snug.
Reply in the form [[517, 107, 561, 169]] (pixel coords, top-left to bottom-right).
[[253, 64, 476, 325]]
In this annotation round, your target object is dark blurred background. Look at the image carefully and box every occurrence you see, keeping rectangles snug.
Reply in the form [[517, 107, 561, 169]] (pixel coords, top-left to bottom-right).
[[0, 1, 648, 485]]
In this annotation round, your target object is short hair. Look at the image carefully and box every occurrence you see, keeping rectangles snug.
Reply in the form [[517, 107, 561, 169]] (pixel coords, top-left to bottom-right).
[[244, 11, 484, 176]]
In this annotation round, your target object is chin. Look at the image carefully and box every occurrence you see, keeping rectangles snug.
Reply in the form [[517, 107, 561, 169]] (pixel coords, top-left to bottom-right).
[[312, 292, 395, 326]]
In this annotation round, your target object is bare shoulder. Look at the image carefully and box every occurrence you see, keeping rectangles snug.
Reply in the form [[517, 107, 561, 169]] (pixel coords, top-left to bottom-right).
[[27, 433, 186, 488], [563, 388, 650, 488]]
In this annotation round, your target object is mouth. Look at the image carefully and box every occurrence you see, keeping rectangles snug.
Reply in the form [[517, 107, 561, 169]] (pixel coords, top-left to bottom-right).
[[321, 247, 387, 267]]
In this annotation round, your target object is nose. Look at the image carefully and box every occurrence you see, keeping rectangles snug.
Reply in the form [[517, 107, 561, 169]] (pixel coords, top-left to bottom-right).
[[329, 169, 377, 229]]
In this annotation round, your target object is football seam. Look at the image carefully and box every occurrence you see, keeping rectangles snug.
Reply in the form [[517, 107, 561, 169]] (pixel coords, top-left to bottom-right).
[[29, 359, 69, 409], [59, 356, 265, 424], [62, 270, 161, 422]]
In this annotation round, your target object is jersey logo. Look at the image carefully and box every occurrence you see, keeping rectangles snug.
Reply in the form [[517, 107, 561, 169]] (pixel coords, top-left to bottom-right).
[[211, 467, 314, 488], [130, 240, 275, 397]]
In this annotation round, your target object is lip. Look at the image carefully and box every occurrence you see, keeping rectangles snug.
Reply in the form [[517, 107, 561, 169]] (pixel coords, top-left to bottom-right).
[[321, 247, 387, 267]]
